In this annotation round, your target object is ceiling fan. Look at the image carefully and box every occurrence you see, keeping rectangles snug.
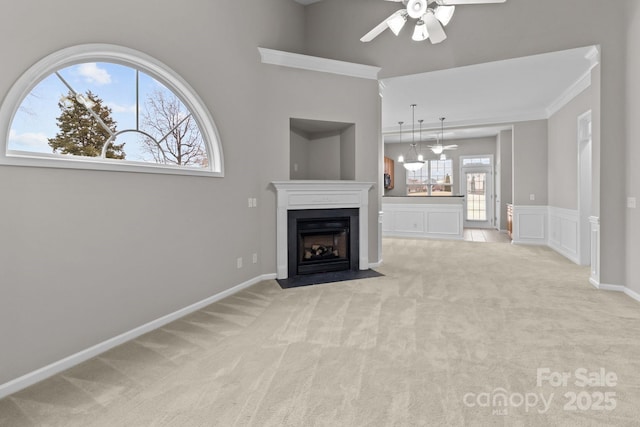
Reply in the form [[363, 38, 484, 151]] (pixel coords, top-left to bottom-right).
[[428, 117, 457, 156], [361, 0, 506, 44]]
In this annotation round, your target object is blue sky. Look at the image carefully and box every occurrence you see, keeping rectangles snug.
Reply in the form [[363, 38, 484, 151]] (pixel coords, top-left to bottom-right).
[[9, 62, 179, 162]]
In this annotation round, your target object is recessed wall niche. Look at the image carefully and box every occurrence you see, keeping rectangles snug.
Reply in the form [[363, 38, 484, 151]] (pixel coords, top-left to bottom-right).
[[290, 118, 355, 180]]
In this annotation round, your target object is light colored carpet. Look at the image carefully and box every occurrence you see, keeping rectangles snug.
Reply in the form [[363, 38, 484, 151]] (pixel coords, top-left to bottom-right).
[[1, 238, 639, 426]]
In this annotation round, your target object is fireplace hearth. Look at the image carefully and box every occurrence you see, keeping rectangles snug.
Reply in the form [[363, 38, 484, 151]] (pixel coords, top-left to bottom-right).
[[288, 208, 359, 278]]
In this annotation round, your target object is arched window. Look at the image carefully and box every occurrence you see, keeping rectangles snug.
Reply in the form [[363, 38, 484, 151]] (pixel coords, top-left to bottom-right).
[[0, 44, 223, 176]]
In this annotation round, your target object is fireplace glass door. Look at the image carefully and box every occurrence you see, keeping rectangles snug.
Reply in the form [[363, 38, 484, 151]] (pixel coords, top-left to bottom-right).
[[297, 218, 350, 275]]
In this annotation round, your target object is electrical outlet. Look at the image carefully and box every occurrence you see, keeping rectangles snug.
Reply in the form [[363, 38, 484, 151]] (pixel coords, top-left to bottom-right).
[[252, 253, 258, 264], [294, 163, 299, 172], [529, 194, 536, 201], [237, 257, 243, 269]]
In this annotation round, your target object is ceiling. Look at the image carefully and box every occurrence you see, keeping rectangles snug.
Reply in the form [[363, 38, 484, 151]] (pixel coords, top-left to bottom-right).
[[290, 118, 353, 137], [383, 45, 598, 143], [288, 2, 597, 144]]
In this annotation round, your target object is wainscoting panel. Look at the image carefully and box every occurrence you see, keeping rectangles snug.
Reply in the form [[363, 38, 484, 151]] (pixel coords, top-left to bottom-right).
[[427, 211, 463, 236], [394, 210, 425, 233], [512, 205, 547, 245], [382, 203, 463, 240], [548, 207, 580, 264]]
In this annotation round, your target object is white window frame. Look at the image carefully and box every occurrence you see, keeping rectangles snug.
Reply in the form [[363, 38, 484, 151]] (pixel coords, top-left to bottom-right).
[[0, 44, 224, 177]]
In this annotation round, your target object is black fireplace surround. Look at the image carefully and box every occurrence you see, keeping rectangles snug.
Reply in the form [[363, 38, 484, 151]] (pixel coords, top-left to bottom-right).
[[287, 208, 359, 278]]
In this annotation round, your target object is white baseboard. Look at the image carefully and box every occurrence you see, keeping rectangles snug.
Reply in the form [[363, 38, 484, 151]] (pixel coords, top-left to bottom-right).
[[625, 286, 640, 303], [596, 283, 626, 292], [0, 273, 276, 400], [369, 259, 383, 268], [590, 281, 640, 303]]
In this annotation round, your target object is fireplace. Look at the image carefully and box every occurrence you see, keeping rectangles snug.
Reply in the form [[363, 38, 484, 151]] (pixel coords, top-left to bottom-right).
[[288, 208, 359, 277], [272, 180, 374, 279]]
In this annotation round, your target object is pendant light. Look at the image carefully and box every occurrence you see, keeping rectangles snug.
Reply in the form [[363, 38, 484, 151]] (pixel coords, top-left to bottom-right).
[[402, 104, 425, 172]]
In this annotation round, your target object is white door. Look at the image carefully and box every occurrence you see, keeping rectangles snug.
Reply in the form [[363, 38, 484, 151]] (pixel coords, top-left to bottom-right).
[[463, 167, 493, 228]]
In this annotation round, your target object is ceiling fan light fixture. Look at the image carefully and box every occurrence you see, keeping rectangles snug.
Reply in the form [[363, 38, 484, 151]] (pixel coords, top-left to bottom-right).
[[431, 145, 444, 155], [412, 19, 429, 41], [387, 11, 407, 36], [440, 153, 447, 161], [407, 0, 428, 19], [434, 5, 455, 26], [424, 10, 447, 44]]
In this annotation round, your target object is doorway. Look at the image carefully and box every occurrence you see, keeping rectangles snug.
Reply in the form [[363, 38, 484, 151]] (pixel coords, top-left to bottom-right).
[[461, 156, 494, 229]]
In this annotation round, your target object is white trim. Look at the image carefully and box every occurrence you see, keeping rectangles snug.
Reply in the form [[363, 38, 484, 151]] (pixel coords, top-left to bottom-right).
[[258, 48, 381, 80], [589, 282, 640, 303], [547, 47, 598, 117], [548, 206, 580, 264], [625, 287, 640, 303], [0, 273, 275, 399], [382, 202, 464, 240], [589, 216, 600, 285], [546, 71, 592, 117], [0, 44, 224, 176], [272, 180, 374, 279], [511, 205, 548, 245], [594, 283, 626, 292], [369, 259, 383, 268]]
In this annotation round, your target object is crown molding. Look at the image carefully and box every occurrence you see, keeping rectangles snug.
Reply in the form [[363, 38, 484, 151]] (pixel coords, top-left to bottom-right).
[[545, 70, 592, 117], [258, 48, 381, 80]]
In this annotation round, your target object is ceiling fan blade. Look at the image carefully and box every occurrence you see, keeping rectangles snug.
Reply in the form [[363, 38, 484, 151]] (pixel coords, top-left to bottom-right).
[[444, 145, 458, 150], [437, 0, 505, 4], [424, 11, 447, 44], [360, 9, 404, 42]]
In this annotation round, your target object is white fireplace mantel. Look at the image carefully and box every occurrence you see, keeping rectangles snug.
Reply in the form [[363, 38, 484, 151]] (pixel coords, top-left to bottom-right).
[[272, 180, 374, 279]]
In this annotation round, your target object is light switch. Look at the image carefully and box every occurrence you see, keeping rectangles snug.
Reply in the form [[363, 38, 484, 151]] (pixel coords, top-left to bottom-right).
[[529, 194, 536, 201], [628, 197, 637, 209]]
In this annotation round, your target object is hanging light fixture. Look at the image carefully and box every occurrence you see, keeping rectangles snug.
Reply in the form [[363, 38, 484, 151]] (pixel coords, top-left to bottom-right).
[[361, 0, 506, 45], [402, 104, 425, 172], [387, 10, 408, 36], [412, 19, 429, 41]]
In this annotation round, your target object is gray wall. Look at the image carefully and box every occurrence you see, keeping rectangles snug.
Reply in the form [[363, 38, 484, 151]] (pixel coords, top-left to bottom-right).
[[309, 135, 341, 179], [626, 3, 640, 294], [257, 63, 381, 295], [340, 125, 356, 180], [513, 120, 549, 206], [305, 0, 629, 288], [0, 0, 381, 386], [548, 84, 596, 210], [290, 128, 310, 179]]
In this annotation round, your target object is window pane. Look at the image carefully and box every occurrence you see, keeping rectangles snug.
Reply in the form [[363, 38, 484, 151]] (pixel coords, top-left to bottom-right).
[[430, 159, 453, 195], [8, 61, 208, 168], [406, 162, 428, 195], [466, 172, 487, 220], [8, 74, 68, 153]]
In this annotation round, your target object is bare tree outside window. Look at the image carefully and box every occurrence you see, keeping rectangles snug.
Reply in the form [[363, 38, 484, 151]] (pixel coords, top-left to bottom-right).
[[140, 89, 208, 168]]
